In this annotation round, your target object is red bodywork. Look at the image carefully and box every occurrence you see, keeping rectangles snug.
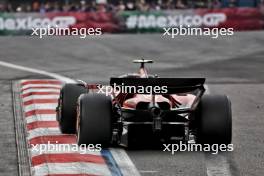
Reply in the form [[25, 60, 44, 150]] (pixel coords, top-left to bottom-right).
[[112, 66, 196, 110], [86, 65, 196, 110]]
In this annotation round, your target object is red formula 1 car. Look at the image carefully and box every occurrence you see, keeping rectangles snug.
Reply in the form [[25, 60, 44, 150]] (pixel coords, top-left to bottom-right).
[[56, 60, 232, 147]]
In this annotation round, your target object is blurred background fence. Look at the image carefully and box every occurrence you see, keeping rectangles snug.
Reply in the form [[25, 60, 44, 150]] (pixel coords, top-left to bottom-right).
[[0, 0, 263, 35]]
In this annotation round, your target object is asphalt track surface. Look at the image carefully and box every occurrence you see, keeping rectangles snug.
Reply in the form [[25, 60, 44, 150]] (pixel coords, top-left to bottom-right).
[[0, 32, 264, 176]]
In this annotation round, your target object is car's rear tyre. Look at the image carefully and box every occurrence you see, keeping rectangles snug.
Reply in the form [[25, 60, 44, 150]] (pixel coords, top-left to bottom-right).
[[77, 93, 113, 147], [196, 95, 232, 144], [57, 84, 87, 134]]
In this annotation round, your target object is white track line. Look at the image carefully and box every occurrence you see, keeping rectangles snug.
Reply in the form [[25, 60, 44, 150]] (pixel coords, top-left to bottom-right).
[[0, 60, 140, 176], [140, 170, 159, 173], [0, 61, 75, 83]]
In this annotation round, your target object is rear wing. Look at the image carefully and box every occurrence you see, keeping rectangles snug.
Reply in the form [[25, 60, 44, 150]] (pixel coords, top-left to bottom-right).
[[110, 78, 205, 94]]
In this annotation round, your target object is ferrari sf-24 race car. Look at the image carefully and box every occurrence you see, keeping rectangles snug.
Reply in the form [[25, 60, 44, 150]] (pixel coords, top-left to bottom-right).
[[56, 60, 232, 147]]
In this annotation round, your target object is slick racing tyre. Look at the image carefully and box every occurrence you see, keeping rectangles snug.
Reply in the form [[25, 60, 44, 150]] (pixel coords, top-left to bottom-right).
[[196, 95, 232, 144], [77, 93, 113, 147], [57, 84, 87, 134]]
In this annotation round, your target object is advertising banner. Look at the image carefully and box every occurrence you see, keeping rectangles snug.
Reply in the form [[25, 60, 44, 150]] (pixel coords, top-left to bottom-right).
[[0, 7, 263, 35], [120, 8, 264, 32], [0, 12, 120, 35]]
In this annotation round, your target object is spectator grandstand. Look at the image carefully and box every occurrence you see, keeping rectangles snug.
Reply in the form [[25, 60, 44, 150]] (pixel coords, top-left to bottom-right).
[[0, 0, 262, 12]]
